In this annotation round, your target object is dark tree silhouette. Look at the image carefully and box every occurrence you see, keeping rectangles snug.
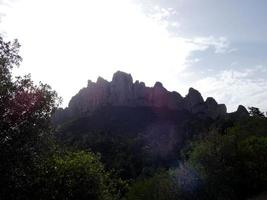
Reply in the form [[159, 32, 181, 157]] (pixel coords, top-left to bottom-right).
[[0, 36, 60, 199], [248, 106, 265, 118]]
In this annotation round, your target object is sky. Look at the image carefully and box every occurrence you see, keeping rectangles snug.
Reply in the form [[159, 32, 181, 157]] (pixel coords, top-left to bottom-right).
[[0, 0, 267, 112]]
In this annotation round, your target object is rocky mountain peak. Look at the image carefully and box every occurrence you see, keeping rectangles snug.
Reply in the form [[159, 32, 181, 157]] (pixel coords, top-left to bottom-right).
[[206, 97, 217, 105], [236, 105, 249, 118], [87, 80, 94, 86], [54, 71, 245, 123], [237, 105, 247, 112], [187, 88, 204, 102], [184, 87, 204, 112], [112, 71, 133, 86], [97, 76, 108, 85], [154, 81, 164, 88], [205, 97, 227, 119]]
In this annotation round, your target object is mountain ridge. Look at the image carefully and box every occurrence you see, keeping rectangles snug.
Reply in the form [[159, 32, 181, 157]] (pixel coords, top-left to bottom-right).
[[53, 71, 251, 180], [53, 71, 249, 124]]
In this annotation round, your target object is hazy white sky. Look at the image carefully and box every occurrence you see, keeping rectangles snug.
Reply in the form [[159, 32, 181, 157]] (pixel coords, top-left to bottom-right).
[[1, 0, 267, 112]]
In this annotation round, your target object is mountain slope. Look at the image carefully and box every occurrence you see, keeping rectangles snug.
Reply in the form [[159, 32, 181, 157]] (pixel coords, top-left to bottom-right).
[[53, 71, 249, 179]]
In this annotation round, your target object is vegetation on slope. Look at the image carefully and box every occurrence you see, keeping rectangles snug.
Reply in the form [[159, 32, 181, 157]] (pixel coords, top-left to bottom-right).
[[1, 36, 267, 200]]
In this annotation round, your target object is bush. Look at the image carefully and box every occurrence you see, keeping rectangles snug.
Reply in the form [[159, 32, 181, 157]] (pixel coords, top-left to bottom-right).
[[34, 150, 123, 200], [126, 171, 180, 200], [188, 132, 267, 199]]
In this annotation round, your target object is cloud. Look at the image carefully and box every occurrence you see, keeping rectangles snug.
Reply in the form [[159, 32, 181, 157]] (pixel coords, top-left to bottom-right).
[[0, 0, 7, 22], [146, 5, 178, 22], [0, 0, 7, 5], [190, 36, 236, 54], [192, 66, 267, 112], [0, 0, 19, 25], [0, 0, 234, 107], [1, 0, 247, 112]]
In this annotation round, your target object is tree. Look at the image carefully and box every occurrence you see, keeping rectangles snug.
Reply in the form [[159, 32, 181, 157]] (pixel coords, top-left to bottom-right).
[[248, 106, 265, 118], [126, 171, 181, 200], [0, 36, 60, 199], [34, 151, 123, 200], [0, 36, 126, 200], [187, 132, 267, 200]]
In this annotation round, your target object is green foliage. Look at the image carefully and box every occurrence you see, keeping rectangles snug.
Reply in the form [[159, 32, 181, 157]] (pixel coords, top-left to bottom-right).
[[0, 36, 127, 200], [0, 36, 21, 93], [228, 116, 267, 137], [0, 36, 60, 199], [126, 171, 181, 200], [2, 35, 267, 200], [34, 150, 124, 200], [61, 130, 146, 179], [238, 136, 267, 190], [187, 125, 267, 199]]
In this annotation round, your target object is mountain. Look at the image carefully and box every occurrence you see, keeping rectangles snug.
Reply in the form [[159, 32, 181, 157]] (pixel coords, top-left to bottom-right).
[[53, 71, 248, 124], [53, 71, 249, 179]]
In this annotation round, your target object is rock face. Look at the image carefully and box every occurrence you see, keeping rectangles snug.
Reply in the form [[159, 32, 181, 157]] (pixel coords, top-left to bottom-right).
[[110, 71, 133, 105], [54, 71, 248, 122], [231, 105, 249, 119], [205, 97, 227, 119]]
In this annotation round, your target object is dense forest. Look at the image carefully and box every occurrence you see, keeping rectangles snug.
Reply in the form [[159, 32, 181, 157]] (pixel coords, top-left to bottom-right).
[[1, 36, 267, 200]]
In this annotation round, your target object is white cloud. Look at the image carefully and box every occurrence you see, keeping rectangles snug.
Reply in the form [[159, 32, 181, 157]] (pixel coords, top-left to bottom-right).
[[190, 36, 236, 54], [192, 67, 267, 112], [0, 0, 184, 104], [0, 0, 237, 107]]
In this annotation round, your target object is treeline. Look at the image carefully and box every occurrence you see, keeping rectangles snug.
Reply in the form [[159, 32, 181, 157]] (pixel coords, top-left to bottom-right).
[[58, 112, 267, 200], [1, 36, 267, 200], [0, 37, 126, 200]]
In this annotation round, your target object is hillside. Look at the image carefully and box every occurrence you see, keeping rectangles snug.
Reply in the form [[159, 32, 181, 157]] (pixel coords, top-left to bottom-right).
[[53, 71, 251, 180]]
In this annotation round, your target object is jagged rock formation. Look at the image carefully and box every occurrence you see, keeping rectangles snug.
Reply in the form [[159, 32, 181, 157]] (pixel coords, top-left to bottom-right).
[[205, 97, 227, 119], [54, 71, 251, 176], [229, 105, 250, 120], [53, 71, 248, 123]]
